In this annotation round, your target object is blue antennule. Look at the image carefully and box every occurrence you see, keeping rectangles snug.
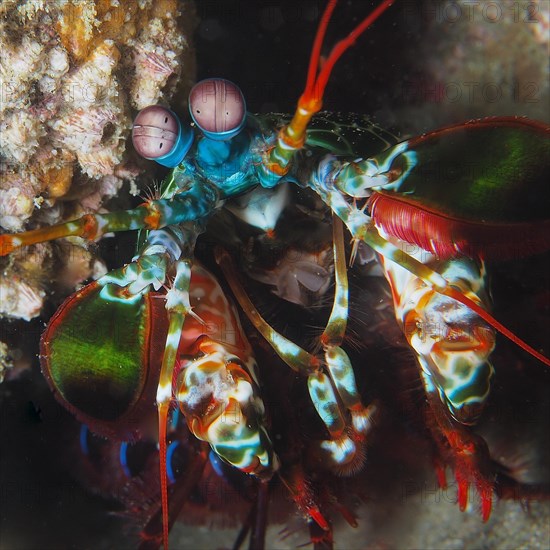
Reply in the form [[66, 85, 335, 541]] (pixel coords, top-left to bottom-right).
[[189, 78, 246, 141], [132, 105, 194, 168]]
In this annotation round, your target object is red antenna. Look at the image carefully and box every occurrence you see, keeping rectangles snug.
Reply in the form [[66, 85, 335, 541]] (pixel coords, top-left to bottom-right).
[[266, 0, 395, 175], [303, 0, 395, 107]]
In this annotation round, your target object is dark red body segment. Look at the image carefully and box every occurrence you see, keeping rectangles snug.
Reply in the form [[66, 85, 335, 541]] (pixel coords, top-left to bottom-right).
[[369, 190, 550, 260], [369, 117, 550, 260]]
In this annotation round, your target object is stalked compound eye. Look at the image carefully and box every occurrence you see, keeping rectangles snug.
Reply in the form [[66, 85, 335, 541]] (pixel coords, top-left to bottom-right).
[[189, 78, 246, 140], [132, 105, 193, 167]]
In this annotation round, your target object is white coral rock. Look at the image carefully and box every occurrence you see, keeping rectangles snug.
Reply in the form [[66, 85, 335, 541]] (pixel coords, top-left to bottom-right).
[[0, 276, 45, 321], [0, 110, 44, 164], [0, 188, 34, 230]]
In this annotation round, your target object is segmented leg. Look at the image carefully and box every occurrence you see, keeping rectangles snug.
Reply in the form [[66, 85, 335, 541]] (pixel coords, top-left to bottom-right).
[[317, 217, 377, 471], [138, 447, 209, 550], [305, 153, 550, 367], [215, 248, 359, 470], [160, 261, 277, 549], [156, 257, 196, 550], [0, 176, 219, 256], [174, 335, 274, 476], [216, 216, 375, 478], [379, 246, 496, 519], [426, 391, 494, 522], [380, 250, 495, 423]]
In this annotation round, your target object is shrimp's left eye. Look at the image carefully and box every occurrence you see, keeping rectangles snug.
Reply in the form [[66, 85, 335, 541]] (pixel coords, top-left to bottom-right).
[[189, 78, 246, 140], [132, 105, 193, 167]]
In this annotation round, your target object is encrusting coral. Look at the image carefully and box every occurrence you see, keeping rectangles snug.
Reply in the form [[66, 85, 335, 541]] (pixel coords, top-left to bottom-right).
[[0, 0, 195, 375]]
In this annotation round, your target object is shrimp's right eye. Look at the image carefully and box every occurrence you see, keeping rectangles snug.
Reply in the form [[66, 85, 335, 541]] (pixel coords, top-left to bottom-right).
[[189, 78, 246, 140]]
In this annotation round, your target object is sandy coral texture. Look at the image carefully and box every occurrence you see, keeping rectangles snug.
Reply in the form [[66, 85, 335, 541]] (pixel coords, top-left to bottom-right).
[[0, 0, 194, 322]]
